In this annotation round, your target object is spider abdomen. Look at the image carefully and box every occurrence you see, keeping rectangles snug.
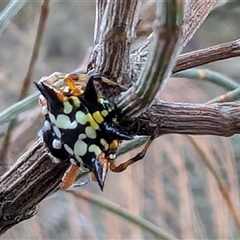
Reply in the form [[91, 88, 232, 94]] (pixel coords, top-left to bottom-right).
[[35, 74, 132, 190]]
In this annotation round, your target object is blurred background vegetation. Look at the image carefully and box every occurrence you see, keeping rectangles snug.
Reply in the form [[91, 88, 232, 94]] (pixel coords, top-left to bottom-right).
[[1, 0, 240, 239]]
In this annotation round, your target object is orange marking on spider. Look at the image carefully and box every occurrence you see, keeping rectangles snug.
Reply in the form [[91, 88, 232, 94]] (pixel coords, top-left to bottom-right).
[[64, 74, 84, 97], [109, 140, 120, 152], [55, 90, 66, 103], [61, 164, 80, 189]]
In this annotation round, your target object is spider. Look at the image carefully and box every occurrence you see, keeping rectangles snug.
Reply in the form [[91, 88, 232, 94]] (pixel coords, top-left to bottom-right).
[[35, 73, 153, 190]]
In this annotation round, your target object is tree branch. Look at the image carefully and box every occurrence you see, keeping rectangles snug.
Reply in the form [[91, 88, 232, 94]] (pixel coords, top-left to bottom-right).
[[0, 0, 231, 235], [135, 100, 240, 137], [2, 98, 240, 235], [118, 0, 184, 117], [174, 39, 240, 73], [0, 139, 69, 234], [179, 0, 218, 51], [134, 38, 240, 77], [89, 0, 138, 83], [130, 0, 218, 77]]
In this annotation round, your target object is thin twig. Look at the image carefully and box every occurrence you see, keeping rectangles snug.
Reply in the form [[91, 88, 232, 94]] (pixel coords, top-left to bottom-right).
[[179, 0, 217, 52], [118, 0, 184, 117], [207, 87, 240, 104], [173, 39, 240, 74], [0, 92, 38, 126], [173, 68, 239, 91], [174, 68, 240, 104], [0, 0, 50, 168], [19, 0, 50, 100], [188, 136, 240, 236], [67, 190, 178, 240], [131, 38, 240, 87]]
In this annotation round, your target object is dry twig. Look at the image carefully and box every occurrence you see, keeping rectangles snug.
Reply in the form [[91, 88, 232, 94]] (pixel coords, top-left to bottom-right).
[[174, 39, 240, 74]]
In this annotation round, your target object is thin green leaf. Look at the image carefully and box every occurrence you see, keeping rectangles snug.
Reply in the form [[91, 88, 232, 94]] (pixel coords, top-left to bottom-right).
[[0, 92, 38, 126], [67, 190, 178, 240], [0, 0, 27, 36], [174, 68, 239, 91]]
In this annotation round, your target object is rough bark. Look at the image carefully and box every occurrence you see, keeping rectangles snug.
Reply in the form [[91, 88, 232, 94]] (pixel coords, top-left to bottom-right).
[[0, 140, 69, 234], [136, 100, 240, 137], [174, 39, 240, 74]]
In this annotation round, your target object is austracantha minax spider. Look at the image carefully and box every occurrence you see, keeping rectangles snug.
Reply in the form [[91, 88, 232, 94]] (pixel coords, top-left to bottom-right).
[[35, 73, 133, 190]]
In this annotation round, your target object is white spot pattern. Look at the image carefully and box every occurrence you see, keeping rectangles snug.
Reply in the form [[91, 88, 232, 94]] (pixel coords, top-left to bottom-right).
[[56, 114, 71, 129], [100, 138, 109, 150], [53, 125, 61, 138], [108, 153, 116, 159], [49, 112, 56, 124], [74, 139, 87, 157], [70, 158, 77, 165], [49, 113, 77, 130], [68, 120, 77, 129], [78, 133, 86, 139], [52, 139, 62, 149], [76, 111, 87, 125], [85, 126, 97, 139], [63, 101, 73, 114], [88, 144, 101, 156], [43, 120, 51, 130], [75, 155, 84, 165], [64, 144, 74, 155], [42, 105, 48, 115]]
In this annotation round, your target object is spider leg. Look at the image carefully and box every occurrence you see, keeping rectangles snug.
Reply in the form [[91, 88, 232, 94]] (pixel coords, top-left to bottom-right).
[[109, 135, 154, 173], [61, 163, 80, 189], [88, 73, 116, 85], [88, 73, 127, 90]]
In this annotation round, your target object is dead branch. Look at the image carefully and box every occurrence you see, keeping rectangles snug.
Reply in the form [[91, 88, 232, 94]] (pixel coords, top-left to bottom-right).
[[130, 0, 218, 77], [0, 140, 69, 234], [136, 100, 240, 137], [89, 0, 138, 83], [174, 39, 240, 73]]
